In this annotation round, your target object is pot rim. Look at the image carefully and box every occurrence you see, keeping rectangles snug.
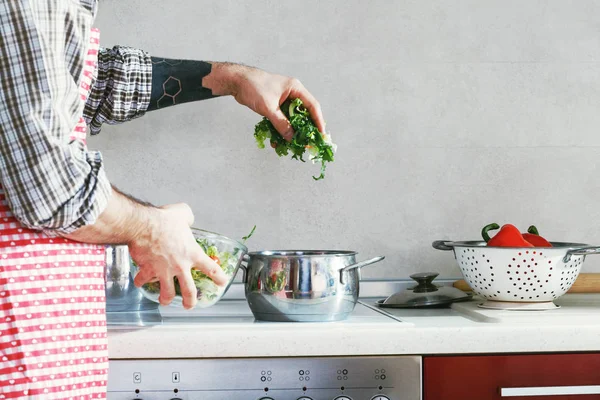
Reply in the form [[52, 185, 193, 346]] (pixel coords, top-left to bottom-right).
[[248, 250, 358, 257]]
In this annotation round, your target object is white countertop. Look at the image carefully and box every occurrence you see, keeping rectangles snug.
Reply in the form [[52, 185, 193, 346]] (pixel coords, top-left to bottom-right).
[[107, 292, 600, 359]]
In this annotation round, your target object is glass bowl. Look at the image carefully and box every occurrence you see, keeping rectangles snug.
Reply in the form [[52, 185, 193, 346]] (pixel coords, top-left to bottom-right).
[[132, 228, 248, 308]]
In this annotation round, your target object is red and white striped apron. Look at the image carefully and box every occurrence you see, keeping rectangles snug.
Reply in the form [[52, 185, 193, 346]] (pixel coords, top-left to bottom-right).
[[0, 28, 108, 399]]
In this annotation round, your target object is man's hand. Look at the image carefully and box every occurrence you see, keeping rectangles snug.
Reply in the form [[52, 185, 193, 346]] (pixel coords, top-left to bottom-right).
[[129, 203, 229, 309], [203, 63, 326, 142], [64, 188, 228, 309]]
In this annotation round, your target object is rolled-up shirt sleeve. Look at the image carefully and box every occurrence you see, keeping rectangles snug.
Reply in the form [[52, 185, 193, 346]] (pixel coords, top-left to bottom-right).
[[84, 46, 153, 135], [0, 0, 112, 235]]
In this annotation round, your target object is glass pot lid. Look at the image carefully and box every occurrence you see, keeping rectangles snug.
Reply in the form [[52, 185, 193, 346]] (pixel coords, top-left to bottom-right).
[[377, 272, 472, 308]]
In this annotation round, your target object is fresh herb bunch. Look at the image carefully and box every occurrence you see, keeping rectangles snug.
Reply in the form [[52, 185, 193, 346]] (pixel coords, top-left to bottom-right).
[[254, 98, 336, 180]]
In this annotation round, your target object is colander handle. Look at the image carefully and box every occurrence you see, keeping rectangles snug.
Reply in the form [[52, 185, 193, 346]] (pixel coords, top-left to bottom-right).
[[563, 246, 600, 262], [432, 240, 455, 251]]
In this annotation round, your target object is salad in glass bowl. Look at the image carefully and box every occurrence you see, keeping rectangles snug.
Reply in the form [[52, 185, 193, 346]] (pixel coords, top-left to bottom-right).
[[132, 227, 252, 308]]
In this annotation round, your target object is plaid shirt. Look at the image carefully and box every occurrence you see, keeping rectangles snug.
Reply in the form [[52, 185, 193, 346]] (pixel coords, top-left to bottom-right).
[[0, 0, 152, 234]]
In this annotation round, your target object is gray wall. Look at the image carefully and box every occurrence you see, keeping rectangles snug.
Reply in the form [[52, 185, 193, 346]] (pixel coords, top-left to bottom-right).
[[92, 0, 600, 280]]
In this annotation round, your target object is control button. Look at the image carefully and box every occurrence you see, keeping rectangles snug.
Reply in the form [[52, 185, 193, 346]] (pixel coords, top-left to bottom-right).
[[172, 372, 180, 383], [371, 396, 390, 400], [334, 397, 353, 400], [259, 398, 274, 400], [261, 376, 267, 382], [133, 372, 141, 384], [380, 374, 386, 380], [297, 397, 313, 400]]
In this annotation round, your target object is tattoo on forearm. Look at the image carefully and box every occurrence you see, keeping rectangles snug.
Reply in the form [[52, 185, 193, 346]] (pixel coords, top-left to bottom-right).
[[147, 57, 217, 111]]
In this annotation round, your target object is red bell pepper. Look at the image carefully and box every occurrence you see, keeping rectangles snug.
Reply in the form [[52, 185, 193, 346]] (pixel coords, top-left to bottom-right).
[[521, 225, 552, 247], [482, 223, 534, 247]]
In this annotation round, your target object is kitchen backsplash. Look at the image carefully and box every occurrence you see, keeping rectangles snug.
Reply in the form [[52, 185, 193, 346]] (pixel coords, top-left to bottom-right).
[[92, 0, 600, 279]]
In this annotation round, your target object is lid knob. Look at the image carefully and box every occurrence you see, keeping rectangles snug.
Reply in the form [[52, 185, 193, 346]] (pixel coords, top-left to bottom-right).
[[409, 272, 439, 293]]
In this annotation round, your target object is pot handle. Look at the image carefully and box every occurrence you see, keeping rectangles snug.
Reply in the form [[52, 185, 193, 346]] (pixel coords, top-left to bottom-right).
[[340, 256, 385, 284], [432, 240, 455, 251], [239, 254, 251, 283], [563, 247, 600, 262]]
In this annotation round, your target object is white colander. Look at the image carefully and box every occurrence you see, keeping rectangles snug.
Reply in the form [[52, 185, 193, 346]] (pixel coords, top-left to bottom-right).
[[433, 241, 600, 303]]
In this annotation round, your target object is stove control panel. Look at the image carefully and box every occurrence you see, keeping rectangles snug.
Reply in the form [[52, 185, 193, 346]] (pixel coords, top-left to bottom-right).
[[107, 356, 420, 400]]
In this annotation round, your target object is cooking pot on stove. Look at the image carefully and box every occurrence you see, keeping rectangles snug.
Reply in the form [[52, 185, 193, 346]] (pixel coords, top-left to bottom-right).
[[241, 251, 385, 322]]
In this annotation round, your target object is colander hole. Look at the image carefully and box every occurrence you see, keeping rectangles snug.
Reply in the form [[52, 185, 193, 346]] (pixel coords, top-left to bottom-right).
[[491, 273, 495, 276], [490, 266, 493, 270], [510, 277, 513, 280], [517, 265, 521, 268]]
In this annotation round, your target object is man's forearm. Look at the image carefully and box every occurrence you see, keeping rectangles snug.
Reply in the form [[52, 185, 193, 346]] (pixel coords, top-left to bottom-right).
[[63, 186, 158, 246], [147, 58, 242, 110]]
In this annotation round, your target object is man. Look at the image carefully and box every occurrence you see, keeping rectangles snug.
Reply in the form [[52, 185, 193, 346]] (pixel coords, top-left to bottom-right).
[[0, 1, 326, 398]]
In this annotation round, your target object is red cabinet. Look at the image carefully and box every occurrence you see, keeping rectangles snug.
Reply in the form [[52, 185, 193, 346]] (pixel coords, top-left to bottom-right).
[[424, 353, 600, 400]]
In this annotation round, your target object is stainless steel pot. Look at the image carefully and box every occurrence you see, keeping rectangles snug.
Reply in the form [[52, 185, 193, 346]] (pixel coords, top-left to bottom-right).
[[241, 251, 385, 322]]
